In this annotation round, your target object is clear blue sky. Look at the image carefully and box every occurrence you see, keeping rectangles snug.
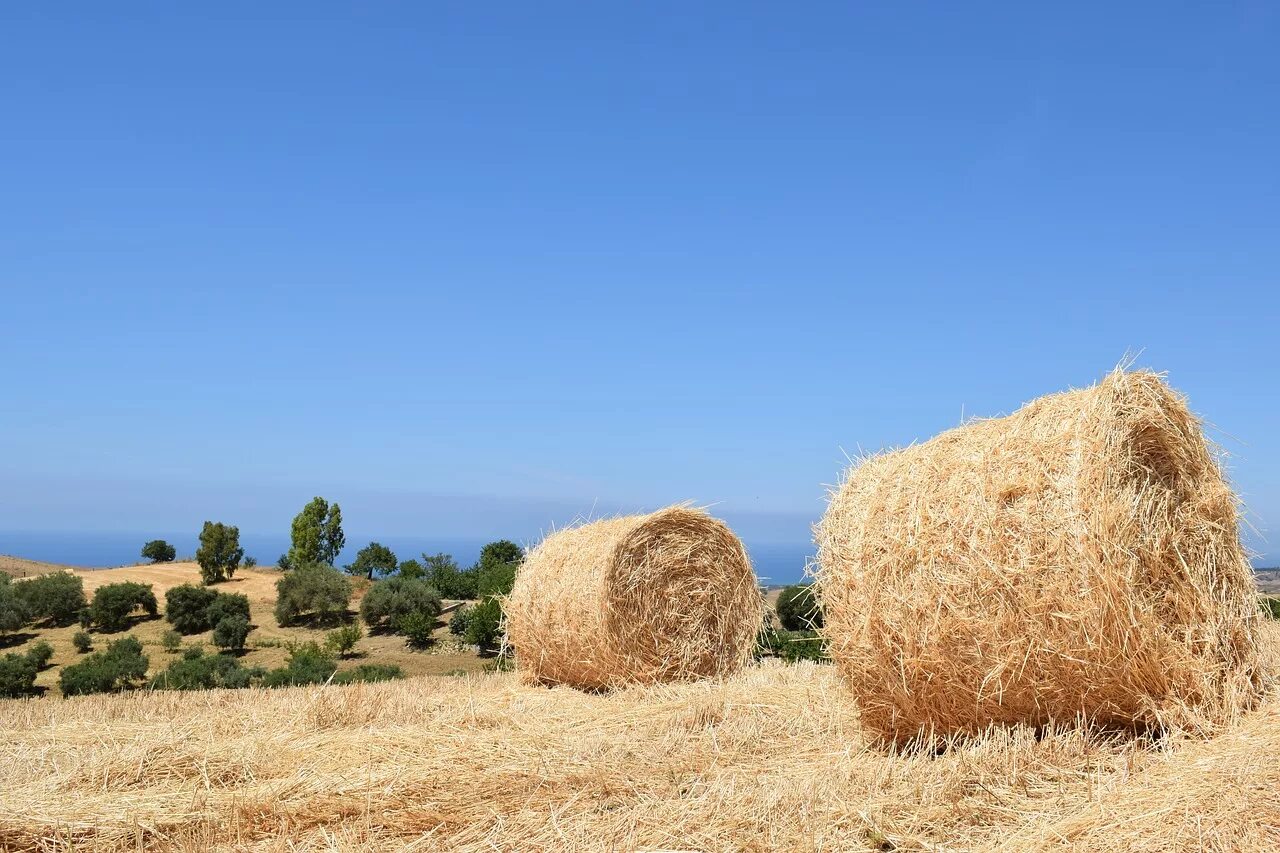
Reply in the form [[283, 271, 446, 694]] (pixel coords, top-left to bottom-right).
[[2, 4, 1277, 563]]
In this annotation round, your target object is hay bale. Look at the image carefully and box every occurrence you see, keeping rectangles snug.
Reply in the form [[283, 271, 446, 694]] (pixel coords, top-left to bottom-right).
[[815, 369, 1266, 744], [505, 506, 763, 690]]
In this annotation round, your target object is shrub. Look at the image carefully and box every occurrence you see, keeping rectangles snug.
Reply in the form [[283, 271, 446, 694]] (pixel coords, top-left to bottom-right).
[[150, 648, 260, 690], [140, 539, 177, 563], [423, 553, 476, 599], [756, 627, 828, 663], [476, 560, 518, 599], [449, 604, 471, 636], [347, 542, 397, 579], [165, 584, 219, 633], [274, 563, 352, 626], [161, 629, 182, 653], [243, 556, 258, 569], [261, 642, 337, 687], [88, 582, 158, 632], [464, 597, 503, 651], [360, 576, 442, 632], [775, 584, 824, 631], [324, 623, 363, 658], [196, 521, 244, 584], [395, 611, 436, 648], [277, 553, 292, 571], [13, 572, 86, 626], [207, 592, 250, 626], [334, 663, 404, 684], [212, 615, 251, 652], [78, 608, 92, 629], [24, 640, 54, 670], [0, 575, 30, 634], [59, 636, 149, 696], [397, 558, 423, 580], [72, 630, 93, 653], [0, 653, 38, 698], [182, 643, 205, 660]]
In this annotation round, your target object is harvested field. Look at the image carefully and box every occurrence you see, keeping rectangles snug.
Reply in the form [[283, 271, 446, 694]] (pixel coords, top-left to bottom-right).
[[2, 622, 1279, 852]]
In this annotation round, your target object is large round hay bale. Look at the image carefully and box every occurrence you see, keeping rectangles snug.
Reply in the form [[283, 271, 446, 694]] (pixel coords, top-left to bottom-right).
[[815, 369, 1265, 744], [505, 506, 763, 690]]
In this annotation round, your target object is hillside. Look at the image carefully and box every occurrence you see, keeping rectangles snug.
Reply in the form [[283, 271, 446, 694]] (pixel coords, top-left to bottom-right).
[[2, 627, 1279, 851], [3, 561, 490, 694], [0, 554, 86, 579]]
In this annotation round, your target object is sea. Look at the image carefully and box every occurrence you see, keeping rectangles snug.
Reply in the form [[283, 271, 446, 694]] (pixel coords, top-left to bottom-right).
[[0, 530, 815, 586]]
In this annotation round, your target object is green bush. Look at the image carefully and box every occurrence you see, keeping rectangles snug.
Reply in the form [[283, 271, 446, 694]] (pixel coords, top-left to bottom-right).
[[324, 623, 363, 658], [59, 636, 150, 696], [261, 642, 338, 687], [0, 653, 38, 698], [464, 597, 503, 651], [243, 556, 258, 569], [346, 542, 398, 579], [207, 592, 250, 626], [13, 572, 86, 626], [757, 627, 828, 663], [422, 553, 476, 599], [274, 563, 352, 626], [150, 648, 261, 690], [196, 520, 244, 584], [360, 576, 442, 632], [448, 605, 471, 636], [72, 630, 93, 653], [212, 615, 251, 652], [0, 575, 32, 634], [396, 611, 436, 648], [775, 584, 824, 631], [334, 663, 404, 684], [88, 582, 158, 632], [161, 629, 182, 653], [140, 539, 177, 563], [182, 643, 205, 660], [475, 540, 522, 598], [165, 584, 219, 633], [24, 640, 54, 670], [397, 558, 423, 580]]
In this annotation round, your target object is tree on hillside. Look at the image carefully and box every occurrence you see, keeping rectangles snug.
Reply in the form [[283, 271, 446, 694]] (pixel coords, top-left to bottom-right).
[[477, 540, 523, 573], [88, 582, 158, 632], [397, 558, 423, 579], [196, 521, 244, 584], [13, 571, 85, 626], [346, 542, 397, 579], [0, 576, 31, 635], [141, 539, 177, 564], [775, 584, 823, 631], [359, 576, 442, 632], [288, 497, 345, 567], [274, 563, 352, 626], [422, 553, 476, 599]]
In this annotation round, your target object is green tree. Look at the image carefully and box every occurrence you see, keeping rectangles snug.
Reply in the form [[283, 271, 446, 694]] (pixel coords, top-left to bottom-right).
[[13, 572, 86, 626], [196, 521, 244, 584], [422, 553, 476, 599], [0, 653, 38, 698], [476, 560, 518, 598], [775, 584, 824, 632], [72, 631, 93, 653], [88, 582, 158, 632], [0, 575, 32, 635], [207, 592, 250, 626], [274, 563, 352, 626], [140, 539, 177, 563], [324, 623, 363, 658], [397, 558, 423, 579], [288, 497, 345, 567], [25, 640, 54, 669], [212, 615, 251, 652], [150, 648, 259, 690], [395, 611, 437, 648], [347, 542, 397, 579], [59, 636, 150, 695], [161, 630, 182, 653], [359, 576, 442, 632], [464, 597, 503, 652], [477, 540, 523, 573], [164, 584, 219, 634]]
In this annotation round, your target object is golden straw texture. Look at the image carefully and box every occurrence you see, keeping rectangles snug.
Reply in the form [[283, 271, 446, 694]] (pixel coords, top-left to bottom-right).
[[505, 506, 763, 689], [815, 369, 1266, 744]]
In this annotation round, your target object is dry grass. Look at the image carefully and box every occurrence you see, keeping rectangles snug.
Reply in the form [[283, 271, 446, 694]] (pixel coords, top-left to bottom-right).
[[815, 369, 1266, 744], [2, 562, 489, 695], [506, 506, 763, 690], [1, 622, 1278, 851]]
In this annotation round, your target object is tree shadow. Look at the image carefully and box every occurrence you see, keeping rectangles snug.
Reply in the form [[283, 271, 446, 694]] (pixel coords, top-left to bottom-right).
[[0, 632, 39, 650]]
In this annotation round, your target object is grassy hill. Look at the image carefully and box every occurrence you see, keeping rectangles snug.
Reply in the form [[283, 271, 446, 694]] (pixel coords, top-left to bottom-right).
[[2, 626, 1278, 850], [2, 560, 491, 695]]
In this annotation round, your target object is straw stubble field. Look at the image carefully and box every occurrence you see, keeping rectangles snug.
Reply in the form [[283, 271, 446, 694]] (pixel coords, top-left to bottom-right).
[[2, 621, 1279, 852]]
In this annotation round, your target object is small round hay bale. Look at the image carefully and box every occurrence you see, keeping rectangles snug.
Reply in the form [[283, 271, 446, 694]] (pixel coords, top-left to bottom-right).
[[815, 369, 1266, 744], [505, 506, 763, 690]]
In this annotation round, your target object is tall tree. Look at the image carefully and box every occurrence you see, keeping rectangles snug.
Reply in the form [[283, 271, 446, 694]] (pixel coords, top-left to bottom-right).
[[195, 521, 244, 584], [347, 542, 397, 579], [288, 497, 345, 567]]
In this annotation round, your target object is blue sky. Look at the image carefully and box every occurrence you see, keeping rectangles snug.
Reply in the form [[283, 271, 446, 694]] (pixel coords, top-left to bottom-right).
[[1, 4, 1277, 564]]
